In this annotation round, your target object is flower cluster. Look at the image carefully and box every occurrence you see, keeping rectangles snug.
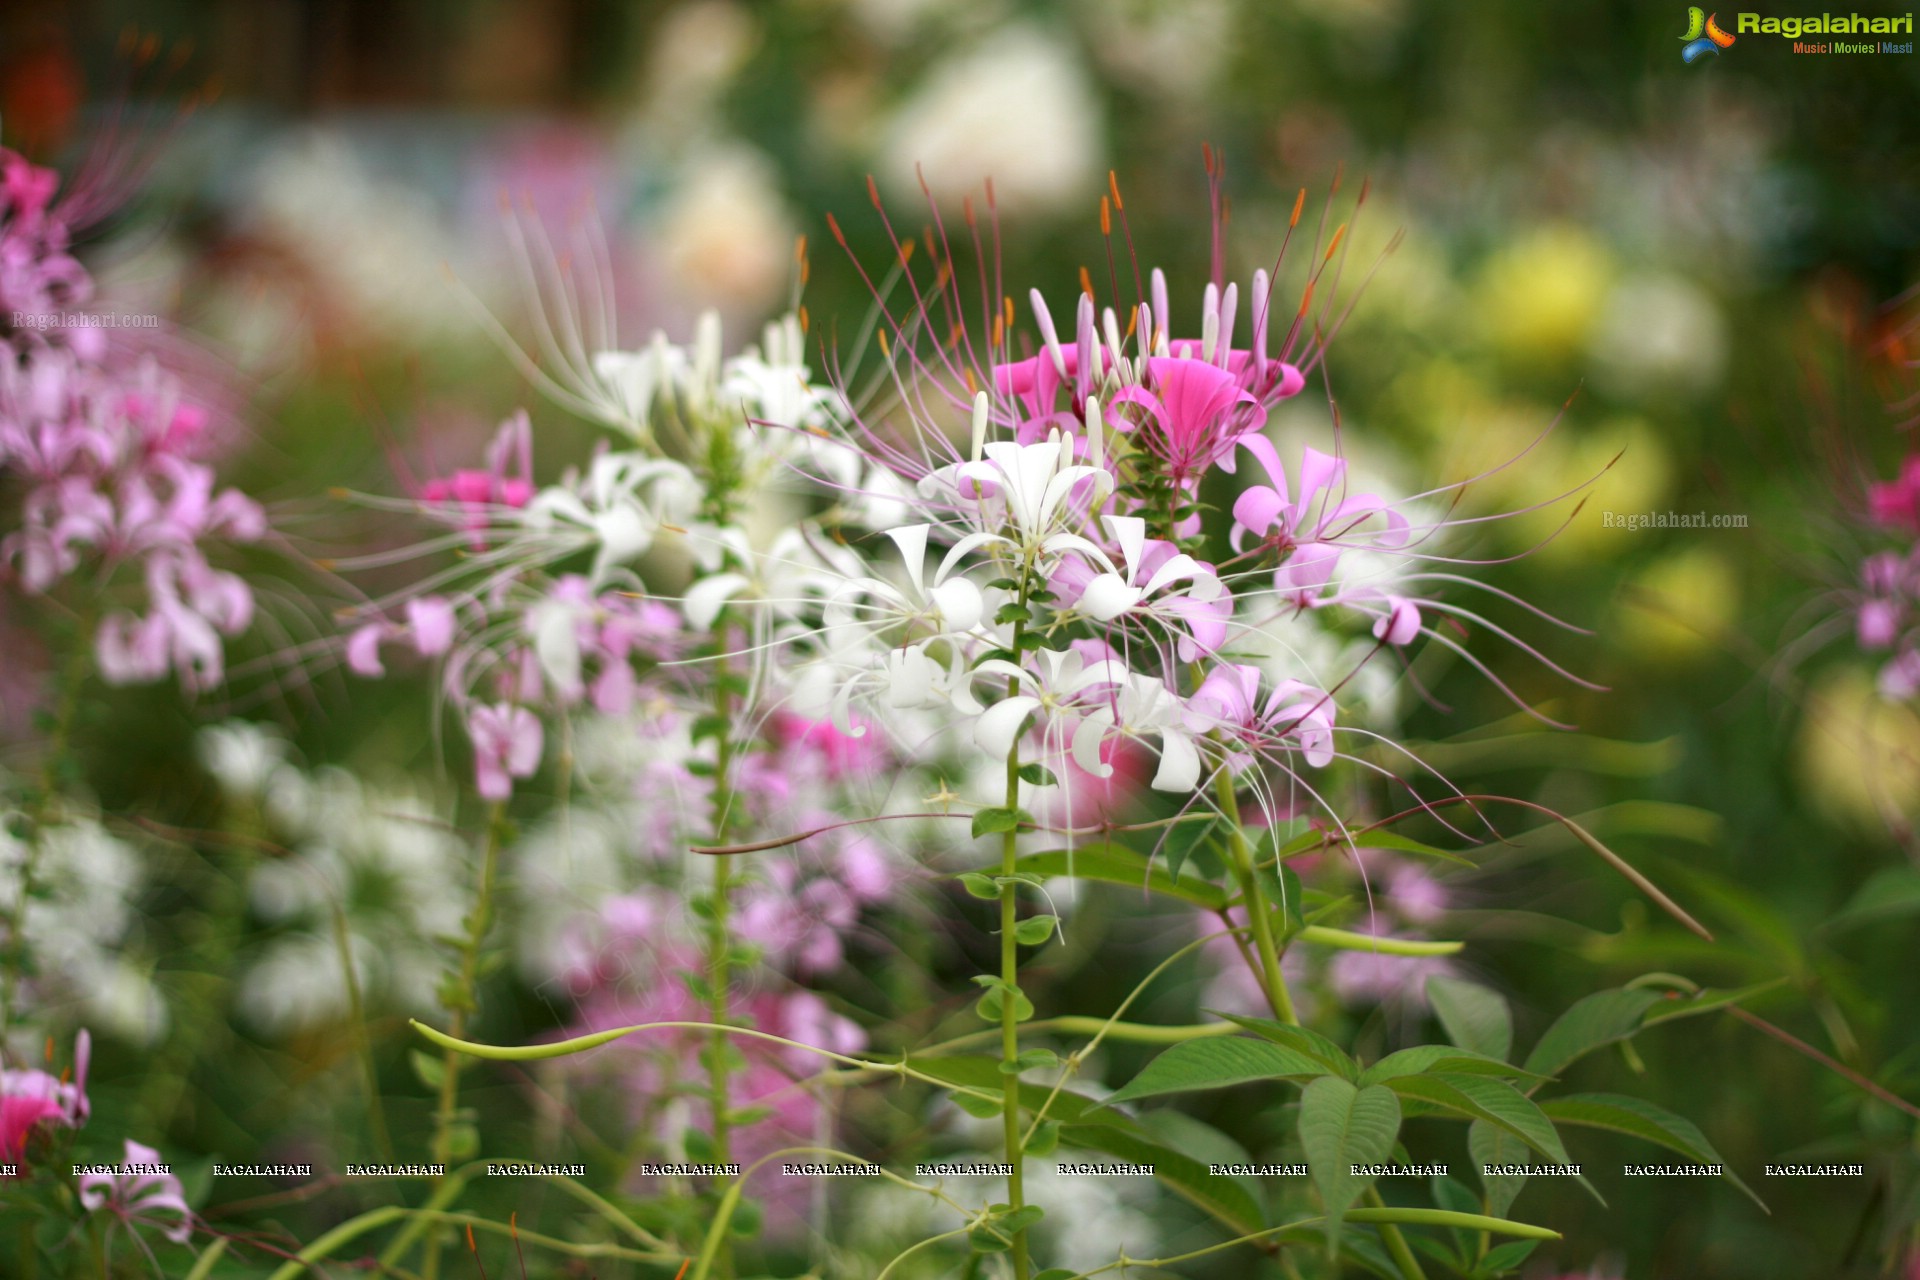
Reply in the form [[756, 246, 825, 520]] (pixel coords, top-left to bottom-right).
[[1857, 455, 1920, 697], [0, 147, 264, 693]]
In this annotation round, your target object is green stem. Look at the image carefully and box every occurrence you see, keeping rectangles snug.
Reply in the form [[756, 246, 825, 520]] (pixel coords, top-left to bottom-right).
[[706, 668, 739, 1280], [1217, 769, 1297, 1025], [1000, 605, 1032, 1280], [1365, 1187, 1428, 1280], [421, 803, 509, 1280]]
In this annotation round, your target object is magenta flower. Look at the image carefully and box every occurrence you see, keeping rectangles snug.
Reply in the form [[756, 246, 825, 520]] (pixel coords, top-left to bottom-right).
[[469, 702, 543, 801], [0, 1029, 90, 1170], [1871, 455, 1920, 533], [1109, 354, 1266, 486], [77, 1139, 192, 1245]]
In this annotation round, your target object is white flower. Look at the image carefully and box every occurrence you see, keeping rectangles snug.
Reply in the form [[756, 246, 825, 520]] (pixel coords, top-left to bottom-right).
[[921, 435, 1113, 555], [879, 25, 1105, 218], [520, 453, 702, 584], [1076, 514, 1224, 623]]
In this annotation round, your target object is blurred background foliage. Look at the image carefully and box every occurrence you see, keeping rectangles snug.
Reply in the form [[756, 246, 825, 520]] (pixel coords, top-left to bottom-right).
[[4, 0, 1918, 1276]]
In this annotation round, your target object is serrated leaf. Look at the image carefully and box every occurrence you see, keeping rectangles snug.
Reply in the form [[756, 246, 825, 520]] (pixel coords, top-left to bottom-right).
[[1017, 843, 1228, 909], [1541, 1092, 1765, 1210], [1219, 1014, 1361, 1081], [1521, 988, 1663, 1081], [1469, 1119, 1531, 1218], [1060, 1122, 1266, 1236], [958, 872, 999, 900], [1358, 1045, 1541, 1087], [1013, 915, 1058, 945], [1298, 1077, 1402, 1249], [972, 807, 1022, 839], [1427, 976, 1513, 1062], [1106, 1036, 1332, 1105], [1383, 1074, 1567, 1165]]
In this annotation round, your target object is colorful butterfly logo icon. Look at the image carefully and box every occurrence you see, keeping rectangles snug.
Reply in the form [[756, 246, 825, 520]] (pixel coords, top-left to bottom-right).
[[1681, 7, 1737, 62]]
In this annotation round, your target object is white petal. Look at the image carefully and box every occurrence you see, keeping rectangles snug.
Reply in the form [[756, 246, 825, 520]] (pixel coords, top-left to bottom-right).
[[1150, 731, 1201, 793], [1079, 574, 1144, 622], [1072, 713, 1115, 778], [973, 696, 1042, 761], [684, 573, 749, 630], [884, 524, 932, 597]]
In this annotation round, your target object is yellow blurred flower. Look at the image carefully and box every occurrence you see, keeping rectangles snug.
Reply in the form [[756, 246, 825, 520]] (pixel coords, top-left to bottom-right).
[[1614, 545, 1738, 660], [1475, 224, 1614, 364], [1797, 669, 1920, 830]]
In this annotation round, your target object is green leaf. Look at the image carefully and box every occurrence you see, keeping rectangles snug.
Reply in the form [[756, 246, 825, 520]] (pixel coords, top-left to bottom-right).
[[958, 872, 999, 900], [1017, 843, 1228, 909], [1427, 976, 1513, 1062], [908, 1055, 1118, 1128], [1002, 1048, 1061, 1074], [1542, 1092, 1765, 1210], [1383, 1074, 1568, 1165], [950, 1090, 1004, 1119], [1220, 1015, 1361, 1082], [995, 601, 1034, 626], [1164, 815, 1219, 883], [1013, 915, 1058, 945], [972, 807, 1022, 839], [1358, 1045, 1541, 1087], [1298, 1076, 1402, 1249], [1828, 865, 1920, 930], [1107, 1036, 1332, 1105], [1636, 978, 1787, 1027], [1521, 988, 1664, 1081], [1027, 1121, 1061, 1157], [1479, 1239, 1541, 1275], [1018, 762, 1058, 787], [408, 1048, 446, 1090], [1469, 1119, 1532, 1219], [1060, 1123, 1267, 1236], [974, 980, 1036, 1023]]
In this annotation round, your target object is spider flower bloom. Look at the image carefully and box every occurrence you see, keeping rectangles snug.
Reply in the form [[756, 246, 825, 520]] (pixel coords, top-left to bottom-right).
[[0, 1029, 90, 1170], [77, 1139, 192, 1245]]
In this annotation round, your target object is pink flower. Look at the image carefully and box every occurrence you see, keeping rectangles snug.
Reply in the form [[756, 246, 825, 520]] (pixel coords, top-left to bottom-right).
[[78, 1139, 192, 1245], [418, 411, 535, 548], [1109, 355, 1266, 486], [1870, 455, 1920, 533], [1, 1030, 90, 1171], [469, 702, 543, 801], [1187, 663, 1338, 769]]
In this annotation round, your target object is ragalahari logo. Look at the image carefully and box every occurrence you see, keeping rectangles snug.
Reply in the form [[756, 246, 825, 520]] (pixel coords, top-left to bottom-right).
[[1681, 7, 1738, 60]]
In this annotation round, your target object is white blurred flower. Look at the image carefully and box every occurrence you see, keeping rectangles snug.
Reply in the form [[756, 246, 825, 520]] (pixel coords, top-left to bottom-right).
[[0, 811, 165, 1045], [656, 145, 796, 321], [237, 763, 466, 1036], [1588, 274, 1728, 396], [879, 25, 1104, 218], [243, 131, 470, 343]]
